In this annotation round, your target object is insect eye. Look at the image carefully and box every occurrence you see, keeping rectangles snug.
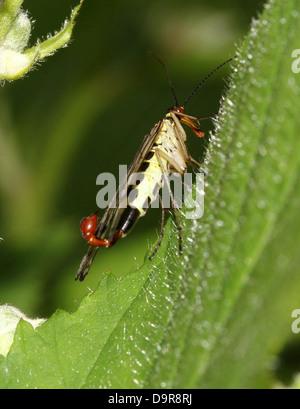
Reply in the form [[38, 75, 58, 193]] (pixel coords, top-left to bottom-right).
[[80, 212, 98, 239], [167, 106, 185, 114]]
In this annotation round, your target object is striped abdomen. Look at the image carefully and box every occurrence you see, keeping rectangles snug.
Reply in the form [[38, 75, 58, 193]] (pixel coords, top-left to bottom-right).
[[116, 113, 188, 236]]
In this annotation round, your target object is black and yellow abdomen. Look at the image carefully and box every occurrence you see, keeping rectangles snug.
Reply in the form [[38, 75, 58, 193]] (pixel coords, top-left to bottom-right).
[[117, 113, 187, 236]]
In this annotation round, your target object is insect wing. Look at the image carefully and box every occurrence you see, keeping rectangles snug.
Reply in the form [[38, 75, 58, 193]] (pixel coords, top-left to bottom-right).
[[90, 121, 162, 243], [76, 246, 98, 281], [75, 121, 162, 281]]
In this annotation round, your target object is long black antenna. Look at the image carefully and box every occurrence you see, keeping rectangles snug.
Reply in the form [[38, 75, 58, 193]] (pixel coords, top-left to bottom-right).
[[150, 52, 179, 107], [183, 56, 236, 107]]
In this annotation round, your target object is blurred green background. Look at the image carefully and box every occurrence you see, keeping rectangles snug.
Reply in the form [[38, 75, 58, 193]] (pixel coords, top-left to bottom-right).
[[0, 0, 263, 317]]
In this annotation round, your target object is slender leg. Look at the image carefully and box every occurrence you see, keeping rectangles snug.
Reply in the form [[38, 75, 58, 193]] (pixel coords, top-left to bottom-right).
[[189, 156, 202, 173], [155, 149, 183, 255], [149, 197, 166, 260], [190, 156, 202, 168], [172, 205, 183, 254]]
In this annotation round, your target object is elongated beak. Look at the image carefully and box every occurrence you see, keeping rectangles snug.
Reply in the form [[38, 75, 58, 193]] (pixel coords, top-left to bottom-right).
[[179, 116, 205, 138]]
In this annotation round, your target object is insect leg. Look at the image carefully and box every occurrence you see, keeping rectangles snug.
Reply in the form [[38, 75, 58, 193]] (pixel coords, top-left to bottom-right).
[[155, 148, 186, 175], [155, 149, 183, 255], [177, 115, 205, 138], [149, 196, 167, 261], [171, 113, 202, 171], [189, 156, 202, 172], [177, 112, 217, 121]]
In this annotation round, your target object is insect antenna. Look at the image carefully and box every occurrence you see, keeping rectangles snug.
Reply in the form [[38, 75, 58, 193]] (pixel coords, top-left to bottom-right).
[[183, 56, 237, 108], [150, 52, 179, 107]]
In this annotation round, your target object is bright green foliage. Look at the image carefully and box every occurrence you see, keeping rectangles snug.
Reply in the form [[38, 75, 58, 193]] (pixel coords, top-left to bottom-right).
[[0, 0, 300, 389], [0, 305, 45, 357]]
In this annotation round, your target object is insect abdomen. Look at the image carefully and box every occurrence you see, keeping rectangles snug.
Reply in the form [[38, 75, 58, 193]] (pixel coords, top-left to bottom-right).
[[116, 206, 141, 235], [117, 151, 164, 237], [119, 114, 186, 237]]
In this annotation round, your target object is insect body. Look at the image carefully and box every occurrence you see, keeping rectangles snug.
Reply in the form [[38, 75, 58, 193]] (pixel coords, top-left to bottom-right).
[[113, 108, 204, 240], [76, 57, 236, 281], [76, 107, 202, 281]]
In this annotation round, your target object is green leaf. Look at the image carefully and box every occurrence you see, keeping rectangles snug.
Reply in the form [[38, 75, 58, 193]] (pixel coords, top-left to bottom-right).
[[0, 305, 45, 358], [0, 0, 299, 389]]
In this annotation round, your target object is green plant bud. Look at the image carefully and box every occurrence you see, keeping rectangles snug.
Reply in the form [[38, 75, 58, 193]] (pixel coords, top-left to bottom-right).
[[2, 9, 31, 52], [0, 0, 83, 81]]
